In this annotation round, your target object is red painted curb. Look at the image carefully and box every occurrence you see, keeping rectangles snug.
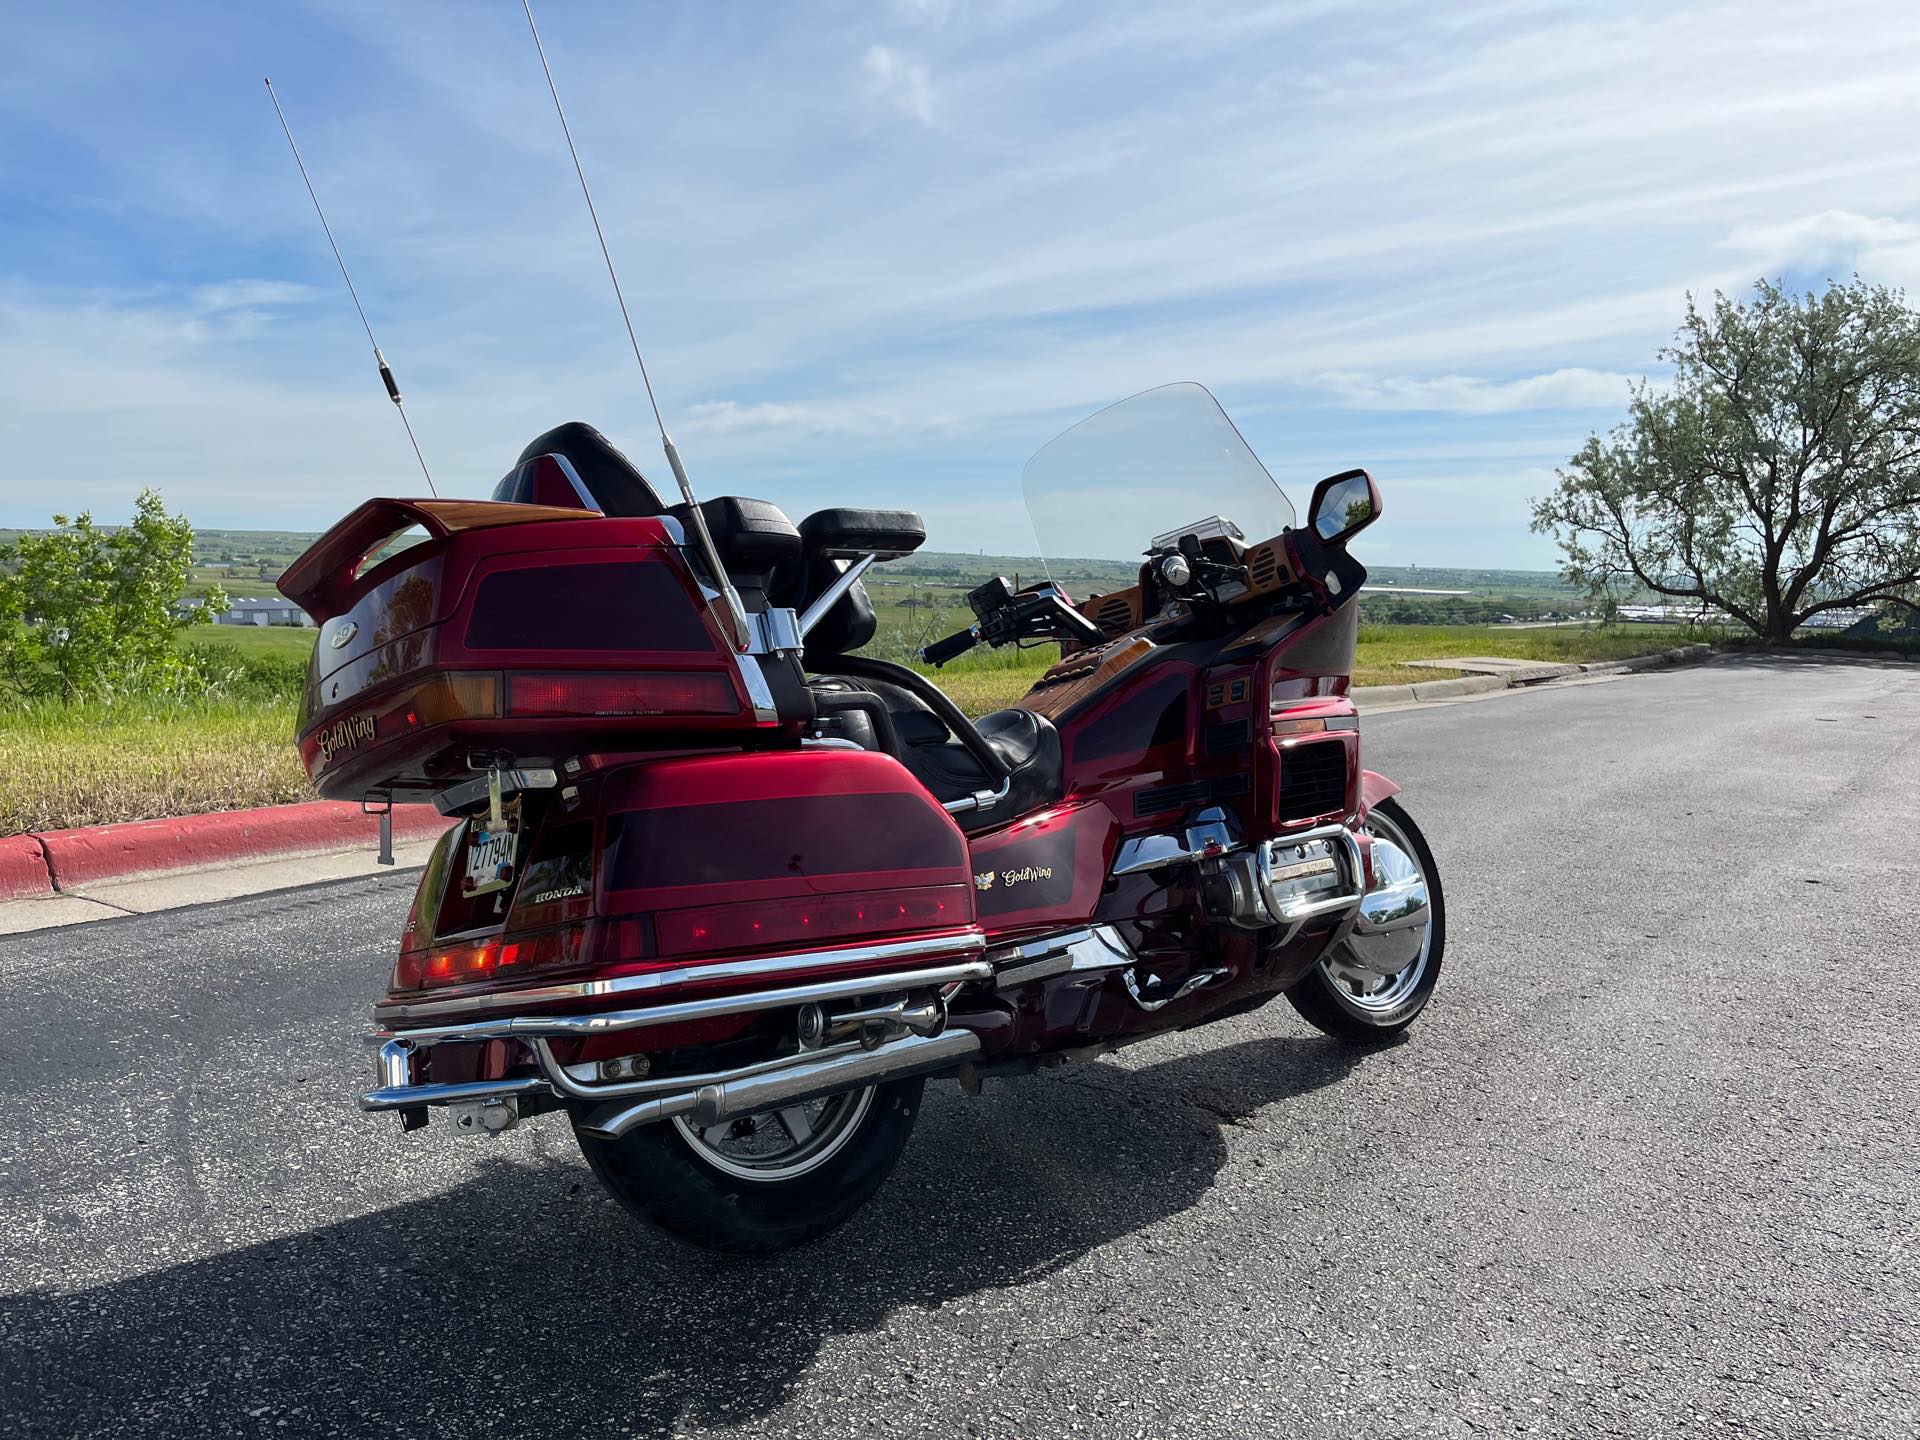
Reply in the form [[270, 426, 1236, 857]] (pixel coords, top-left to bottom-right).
[[29, 802, 457, 892], [0, 834, 55, 903]]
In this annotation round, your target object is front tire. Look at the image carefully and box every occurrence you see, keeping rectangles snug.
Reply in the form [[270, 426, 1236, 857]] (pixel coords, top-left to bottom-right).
[[572, 1077, 925, 1254], [1285, 796, 1445, 1043]]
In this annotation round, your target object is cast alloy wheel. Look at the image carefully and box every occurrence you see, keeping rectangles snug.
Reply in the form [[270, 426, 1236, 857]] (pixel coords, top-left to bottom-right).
[[1284, 796, 1446, 1042], [572, 1075, 925, 1253], [1316, 804, 1435, 1020], [670, 1087, 875, 1182]]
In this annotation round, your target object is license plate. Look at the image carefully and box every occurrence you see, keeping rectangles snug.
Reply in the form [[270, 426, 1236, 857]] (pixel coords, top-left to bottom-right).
[[461, 802, 521, 898]]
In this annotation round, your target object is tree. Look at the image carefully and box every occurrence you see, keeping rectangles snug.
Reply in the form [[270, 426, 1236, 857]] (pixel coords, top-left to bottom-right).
[[1532, 278, 1920, 642], [0, 490, 229, 699]]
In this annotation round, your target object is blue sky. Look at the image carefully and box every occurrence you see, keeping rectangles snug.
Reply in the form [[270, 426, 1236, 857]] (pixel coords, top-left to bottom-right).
[[3, 0, 1918, 567]]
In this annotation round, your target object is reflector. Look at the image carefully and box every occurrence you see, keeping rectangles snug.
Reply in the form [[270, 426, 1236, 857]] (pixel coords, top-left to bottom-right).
[[506, 670, 738, 718], [655, 886, 969, 958]]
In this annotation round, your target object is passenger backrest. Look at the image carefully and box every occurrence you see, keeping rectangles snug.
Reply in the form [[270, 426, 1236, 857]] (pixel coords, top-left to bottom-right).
[[796, 508, 925, 657]]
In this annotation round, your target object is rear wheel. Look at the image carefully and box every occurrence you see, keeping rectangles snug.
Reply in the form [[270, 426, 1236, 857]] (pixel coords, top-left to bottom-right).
[[572, 1077, 925, 1254], [1285, 797, 1445, 1042]]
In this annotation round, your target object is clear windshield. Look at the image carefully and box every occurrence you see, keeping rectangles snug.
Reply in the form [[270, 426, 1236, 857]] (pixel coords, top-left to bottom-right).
[[1022, 382, 1295, 578]]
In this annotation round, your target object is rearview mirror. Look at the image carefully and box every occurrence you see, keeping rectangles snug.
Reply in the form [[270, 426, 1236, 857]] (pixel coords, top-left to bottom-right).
[[1307, 469, 1380, 545]]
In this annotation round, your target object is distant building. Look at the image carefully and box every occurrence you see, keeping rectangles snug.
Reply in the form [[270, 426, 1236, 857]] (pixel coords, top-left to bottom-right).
[[175, 597, 313, 627]]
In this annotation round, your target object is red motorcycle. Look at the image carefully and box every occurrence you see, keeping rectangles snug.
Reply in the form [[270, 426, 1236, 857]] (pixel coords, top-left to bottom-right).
[[282, 381, 1443, 1253]]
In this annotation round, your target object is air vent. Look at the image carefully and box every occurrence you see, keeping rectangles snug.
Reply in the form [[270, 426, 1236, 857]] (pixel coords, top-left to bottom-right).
[[1094, 596, 1135, 636], [1135, 773, 1249, 817], [1204, 719, 1250, 756], [1246, 543, 1280, 590], [1278, 741, 1348, 821]]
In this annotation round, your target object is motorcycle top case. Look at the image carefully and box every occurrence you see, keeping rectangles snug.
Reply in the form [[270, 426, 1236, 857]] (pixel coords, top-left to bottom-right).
[[278, 487, 768, 801]]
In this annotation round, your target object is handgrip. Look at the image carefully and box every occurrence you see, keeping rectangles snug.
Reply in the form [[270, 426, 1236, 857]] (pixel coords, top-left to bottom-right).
[[920, 627, 980, 667]]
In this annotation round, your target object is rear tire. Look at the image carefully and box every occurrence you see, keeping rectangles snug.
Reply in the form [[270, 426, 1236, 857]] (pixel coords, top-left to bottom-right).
[[1285, 796, 1445, 1043], [572, 1077, 925, 1254]]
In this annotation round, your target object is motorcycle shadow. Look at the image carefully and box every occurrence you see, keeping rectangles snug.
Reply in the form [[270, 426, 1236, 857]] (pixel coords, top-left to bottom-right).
[[5, 1031, 1360, 1438]]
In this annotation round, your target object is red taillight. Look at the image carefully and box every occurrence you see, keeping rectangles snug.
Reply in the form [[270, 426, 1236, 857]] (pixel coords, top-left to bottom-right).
[[395, 923, 584, 990], [654, 885, 969, 958], [390, 915, 653, 993], [505, 670, 739, 718]]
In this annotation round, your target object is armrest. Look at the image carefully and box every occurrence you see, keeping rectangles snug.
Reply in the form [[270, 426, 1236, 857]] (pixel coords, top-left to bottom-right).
[[822, 655, 1013, 802]]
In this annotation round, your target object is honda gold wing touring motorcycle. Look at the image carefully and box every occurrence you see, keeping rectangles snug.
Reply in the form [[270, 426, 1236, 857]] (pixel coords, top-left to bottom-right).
[[283, 381, 1444, 1253]]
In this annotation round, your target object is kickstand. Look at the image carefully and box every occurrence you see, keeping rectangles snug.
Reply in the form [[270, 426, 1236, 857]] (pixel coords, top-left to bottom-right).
[[364, 790, 395, 866]]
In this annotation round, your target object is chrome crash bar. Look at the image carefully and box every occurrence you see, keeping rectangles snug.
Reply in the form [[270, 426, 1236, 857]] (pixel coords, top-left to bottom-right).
[[362, 938, 991, 1138]]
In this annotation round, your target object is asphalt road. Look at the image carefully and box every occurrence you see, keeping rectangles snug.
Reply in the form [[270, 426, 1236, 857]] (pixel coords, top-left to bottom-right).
[[4, 653, 1917, 1439]]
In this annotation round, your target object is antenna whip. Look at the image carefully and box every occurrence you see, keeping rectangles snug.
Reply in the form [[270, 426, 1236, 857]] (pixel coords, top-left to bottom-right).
[[264, 77, 437, 497], [519, 0, 752, 651]]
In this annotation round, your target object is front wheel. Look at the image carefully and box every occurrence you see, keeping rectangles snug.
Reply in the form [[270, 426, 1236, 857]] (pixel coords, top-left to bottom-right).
[[572, 1077, 925, 1254], [1285, 796, 1445, 1043]]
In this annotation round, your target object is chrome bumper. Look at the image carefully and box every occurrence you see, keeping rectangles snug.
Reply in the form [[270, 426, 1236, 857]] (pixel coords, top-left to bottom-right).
[[362, 939, 991, 1134]]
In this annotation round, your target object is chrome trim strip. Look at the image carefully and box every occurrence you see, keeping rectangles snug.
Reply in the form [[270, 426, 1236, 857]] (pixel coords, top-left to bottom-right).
[[992, 924, 1135, 989], [374, 929, 986, 1025], [798, 554, 877, 638], [1110, 805, 1241, 876], [735, 650, 781, 722], [385, 959, 994, 1045], [432, 767, 559, 817], [547, 453, 600, 512]]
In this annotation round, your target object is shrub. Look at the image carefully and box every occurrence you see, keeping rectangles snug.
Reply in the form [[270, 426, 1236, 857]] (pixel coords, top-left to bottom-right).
[[0, 490, 229, 701]]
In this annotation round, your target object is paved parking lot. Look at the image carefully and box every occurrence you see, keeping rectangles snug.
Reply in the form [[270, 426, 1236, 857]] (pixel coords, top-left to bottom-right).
[[3, 654, 1917, 1438]]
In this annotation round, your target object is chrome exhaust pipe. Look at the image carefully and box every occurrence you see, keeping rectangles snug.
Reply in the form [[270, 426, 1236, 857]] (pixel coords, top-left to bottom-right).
[[580, 1027, 981, 1139]]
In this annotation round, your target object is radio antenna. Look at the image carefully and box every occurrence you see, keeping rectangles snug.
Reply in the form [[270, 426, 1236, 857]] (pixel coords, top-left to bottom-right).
[[519, 0, 752, 651], [264, 77, 437, 498]]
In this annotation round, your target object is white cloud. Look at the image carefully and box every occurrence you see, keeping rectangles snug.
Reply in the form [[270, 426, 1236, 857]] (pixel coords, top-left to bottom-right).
[[887, 0, 956, 23], [1722, 210, 1920, 291], [1311, 368, 1641, 415], [861, 44, 939, 128], [680, 398, 950, 438], [189, 280, 316, 314], [8, 0, 1920, 568]]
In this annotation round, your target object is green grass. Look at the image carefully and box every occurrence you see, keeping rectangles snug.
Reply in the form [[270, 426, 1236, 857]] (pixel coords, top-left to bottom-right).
[[177, 623, 318, 658], [1348, 621, 1732, 687], [0, 694, 308, 834]]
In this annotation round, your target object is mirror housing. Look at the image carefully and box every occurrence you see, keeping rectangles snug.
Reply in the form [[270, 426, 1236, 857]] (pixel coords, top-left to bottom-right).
[[1307, 469, 1381, 546]]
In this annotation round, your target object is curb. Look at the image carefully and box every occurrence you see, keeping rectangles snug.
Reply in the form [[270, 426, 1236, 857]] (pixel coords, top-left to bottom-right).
[[0, 834, 54, 902], [1, 802, 456, 902], [1351, 683, 1418, 711], [1411, 673, 1506, 701], [1356, 640, 1723, 711]]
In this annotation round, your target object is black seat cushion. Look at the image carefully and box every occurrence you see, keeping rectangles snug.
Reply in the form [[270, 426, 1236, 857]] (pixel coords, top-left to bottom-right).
[[792, 509, 924, 656], [901, 707, 1063, 832], [515, 422, 666, 517], [808, 675, 1062, 831], [667, 496, 800, 573], [663, 496, 801, 613], [798, 508, 926, 559]]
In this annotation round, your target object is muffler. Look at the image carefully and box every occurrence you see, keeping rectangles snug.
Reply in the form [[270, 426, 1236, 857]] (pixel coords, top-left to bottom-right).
[[579, 1027, 982, 1139]]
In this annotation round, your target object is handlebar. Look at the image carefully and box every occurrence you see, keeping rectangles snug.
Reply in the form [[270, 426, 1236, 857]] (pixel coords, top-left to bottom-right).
[[920, 626, 981, 668]]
